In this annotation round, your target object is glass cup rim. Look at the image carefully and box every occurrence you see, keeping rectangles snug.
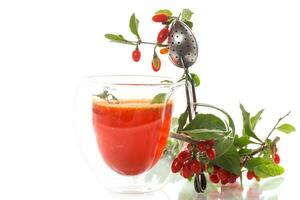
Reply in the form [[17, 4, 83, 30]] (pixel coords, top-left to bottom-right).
[[85, 74, 184, 87]]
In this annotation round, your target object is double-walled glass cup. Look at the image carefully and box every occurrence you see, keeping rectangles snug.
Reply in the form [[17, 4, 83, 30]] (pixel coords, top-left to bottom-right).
[[75, 75, 184, 193]]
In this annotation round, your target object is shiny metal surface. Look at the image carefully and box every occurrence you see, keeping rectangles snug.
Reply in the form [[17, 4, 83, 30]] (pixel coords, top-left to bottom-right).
[[168, 20, 198, 68]]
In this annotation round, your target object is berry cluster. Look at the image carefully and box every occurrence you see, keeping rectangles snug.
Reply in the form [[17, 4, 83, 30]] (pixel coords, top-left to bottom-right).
[[171, 140, 216, 179], [171, 150, 204, 179], [209, 166, 239, 185], [131, 13, 171, 72], [197, 140, 216, 160], [172, 141, 282, 185]]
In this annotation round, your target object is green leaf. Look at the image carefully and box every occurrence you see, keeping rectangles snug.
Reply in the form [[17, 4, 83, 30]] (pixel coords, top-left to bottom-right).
[[190, 73, 200, 87], [129, 13, 140, 40], [177, 109, 188, 132], [254, 164, 284, 178], [95, 90, 109, 99], [234, 136, 251, 148], [250, 109, 264, 129], [181, 9, 194, 21], [214, 137, 235, 159], [151, 93, 167, 104], [104, 34, 135, 45], [240, 104, 262, 142], [155, 9, 173, 17], [277, 123, 296, 134], [187, 103, 236, 157], [183, 20, 193, 29], [245, 157, 273, 171], [263, 148, 272, 159], [167, 18, 175, 25], [182, 129, 229, 140], [238, 148, 252, 156], [211, 146, 240, 175], [184, 114, 226, 131], [183, 113, 234, 157]]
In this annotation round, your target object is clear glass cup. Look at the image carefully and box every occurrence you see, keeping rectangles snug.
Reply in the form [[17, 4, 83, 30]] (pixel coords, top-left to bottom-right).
[[75, 75, 184, 193]]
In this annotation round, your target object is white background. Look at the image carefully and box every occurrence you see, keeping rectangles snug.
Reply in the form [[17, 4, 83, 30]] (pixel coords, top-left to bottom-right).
[[0, 0, 300, 199]]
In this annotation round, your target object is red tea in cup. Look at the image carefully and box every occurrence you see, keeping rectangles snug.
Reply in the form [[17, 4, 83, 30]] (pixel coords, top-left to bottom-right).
[[93, 99, 173, 175]]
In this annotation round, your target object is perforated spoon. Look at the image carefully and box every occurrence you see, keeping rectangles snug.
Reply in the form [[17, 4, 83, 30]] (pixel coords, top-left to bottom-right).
[[168, 20, 198, 68], [167, 19, 206, 193]]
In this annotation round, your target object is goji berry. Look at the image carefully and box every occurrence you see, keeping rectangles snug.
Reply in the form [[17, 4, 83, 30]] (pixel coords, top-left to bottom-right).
[[157, 27, 169, 44], [171, 158, 183, 173], [177, 150, 190, 163], [132, 48, 141, 62], [152, 56, 161, 72], [160, 47, 168, 54], [152, 14, 169, 23]]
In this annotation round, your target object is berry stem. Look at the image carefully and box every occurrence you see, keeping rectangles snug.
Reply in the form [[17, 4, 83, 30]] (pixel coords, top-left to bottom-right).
[[170, 132, 199, 146], [250, 136, 280, 157], [127, 40, 168, 47], [265, 111, 291, 141], [241, 136, 280, 166]]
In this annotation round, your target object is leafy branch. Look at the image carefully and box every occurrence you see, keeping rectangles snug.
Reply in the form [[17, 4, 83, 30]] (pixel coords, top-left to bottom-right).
[[265, 111, 291, 140], [104, 9, 194, 48]]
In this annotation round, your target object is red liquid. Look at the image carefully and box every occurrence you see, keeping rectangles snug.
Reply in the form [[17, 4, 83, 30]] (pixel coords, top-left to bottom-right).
[[92, 99, 173, 176]]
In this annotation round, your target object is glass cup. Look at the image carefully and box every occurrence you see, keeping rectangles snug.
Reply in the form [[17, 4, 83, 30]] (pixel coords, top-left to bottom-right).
[[75, 75, 184, 193]]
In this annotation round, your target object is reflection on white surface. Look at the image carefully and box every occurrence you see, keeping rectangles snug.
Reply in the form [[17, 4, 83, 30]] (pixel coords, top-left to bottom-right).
[[173, 176, 284, 200], [100, 173, 284, 199], [103, 190, 170, 200]]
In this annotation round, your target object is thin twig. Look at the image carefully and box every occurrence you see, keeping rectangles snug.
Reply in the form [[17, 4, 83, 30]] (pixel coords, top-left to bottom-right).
[[265, 111, 291, 141], [170, 132, 199, 145], [241, 136, 280, 166], [250, 136, 280, 157], [127, 40, 168, 47]]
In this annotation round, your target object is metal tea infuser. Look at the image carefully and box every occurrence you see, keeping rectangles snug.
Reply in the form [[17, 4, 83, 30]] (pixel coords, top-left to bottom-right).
[[168, 19, 207, 193]]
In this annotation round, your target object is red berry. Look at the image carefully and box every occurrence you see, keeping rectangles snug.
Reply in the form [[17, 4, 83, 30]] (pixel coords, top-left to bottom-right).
[[209, 174, 220, 184], [157, 27, 169, 44], [132, 49, 141, 62], [197, 141, 206, 152], [228, 174, 238, 183], [205, 143, 212, 150], [151, 56, 161, 72], [217, 168, 229, 182], [274, 153, 280, 164], [221, 179, 229, 185], [177, 150, 190, 163], [189, 160, 201, 174], [206, 148, 216, 160], [247, 171, 254, 180], [206, 140, 215, 146], [171, 158, 183, 173], [152, 14, 169, 23], [182, 162, 193, 179]]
